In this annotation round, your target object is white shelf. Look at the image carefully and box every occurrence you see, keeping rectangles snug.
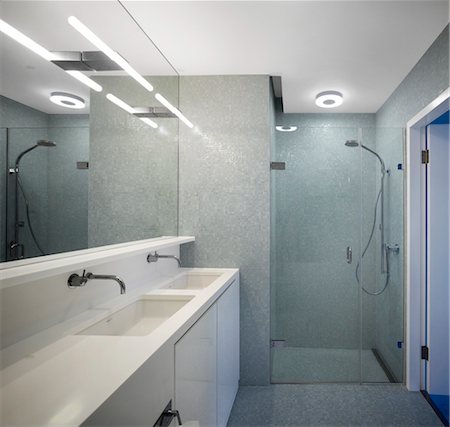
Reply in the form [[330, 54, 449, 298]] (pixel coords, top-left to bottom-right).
[[0, 236, 195, 289]]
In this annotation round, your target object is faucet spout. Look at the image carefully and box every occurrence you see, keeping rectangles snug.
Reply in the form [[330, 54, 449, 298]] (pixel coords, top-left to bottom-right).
[[85, 273, 126, 294], [147, 251, 182, 268]]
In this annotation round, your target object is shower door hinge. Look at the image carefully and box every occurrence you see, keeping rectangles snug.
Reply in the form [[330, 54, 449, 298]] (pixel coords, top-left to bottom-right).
[[271, 162, 286, 170], [421, 150, 429, 164], [421, 345, 429, 361]]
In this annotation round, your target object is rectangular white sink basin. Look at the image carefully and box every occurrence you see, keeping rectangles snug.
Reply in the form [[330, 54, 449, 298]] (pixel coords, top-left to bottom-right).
[[78, 296, 193, 337], [164, 272, 222, 290]]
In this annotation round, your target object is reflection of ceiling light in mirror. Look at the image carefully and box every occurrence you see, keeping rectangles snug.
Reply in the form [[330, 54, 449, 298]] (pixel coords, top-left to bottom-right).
[[315, 91, 344, 108], [155, 93, 194, 128], [0, 19, 55, 61], [106, 93, 135, 114], [50, 92, 85, 109], [275, 125, 298, 132], [68, 16, 154, 93], [66, 70, 102, 92], [139, 117, 158, 129]]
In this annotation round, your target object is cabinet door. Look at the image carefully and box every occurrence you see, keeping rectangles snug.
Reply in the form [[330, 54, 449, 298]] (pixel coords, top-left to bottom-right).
[[175, 305, 217, 427], [217, 280, 240, 427]]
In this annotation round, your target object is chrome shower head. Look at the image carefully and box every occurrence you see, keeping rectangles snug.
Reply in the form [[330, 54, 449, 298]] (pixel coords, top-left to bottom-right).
[[36, 139, 56, 147], [345, 140, 359, 147], [15, 140, 56, 168]]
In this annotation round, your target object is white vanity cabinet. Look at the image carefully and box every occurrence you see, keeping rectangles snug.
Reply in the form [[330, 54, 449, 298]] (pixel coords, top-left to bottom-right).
[[175, 279, 239, 427]]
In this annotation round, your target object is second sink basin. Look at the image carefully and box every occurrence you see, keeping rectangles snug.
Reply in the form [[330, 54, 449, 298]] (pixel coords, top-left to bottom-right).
[[78, 296, 193, 337], [164, 272, 222, 290]]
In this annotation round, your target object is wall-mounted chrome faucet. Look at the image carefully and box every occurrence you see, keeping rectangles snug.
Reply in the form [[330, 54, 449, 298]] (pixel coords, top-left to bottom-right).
[[147, 251, 182, 268], [68, 270, 126, 294]]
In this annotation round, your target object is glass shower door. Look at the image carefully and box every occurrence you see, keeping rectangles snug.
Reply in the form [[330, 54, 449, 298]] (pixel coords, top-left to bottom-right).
[[270, 126, 363, 383]]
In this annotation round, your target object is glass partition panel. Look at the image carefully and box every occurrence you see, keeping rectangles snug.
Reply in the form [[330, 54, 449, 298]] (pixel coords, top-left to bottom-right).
[[270, 126, 363, 383], [361, 127, 405, 383]]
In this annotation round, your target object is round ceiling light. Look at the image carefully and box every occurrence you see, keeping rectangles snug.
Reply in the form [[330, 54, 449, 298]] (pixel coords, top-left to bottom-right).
[[276, 125, 298, 132], [315, 90, 344, 109], [49, 92, 85, 109]]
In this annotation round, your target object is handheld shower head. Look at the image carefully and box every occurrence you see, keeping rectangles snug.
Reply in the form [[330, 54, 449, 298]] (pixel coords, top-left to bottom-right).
[[36, 139, 56, 147], [345, 140, 359, 147]]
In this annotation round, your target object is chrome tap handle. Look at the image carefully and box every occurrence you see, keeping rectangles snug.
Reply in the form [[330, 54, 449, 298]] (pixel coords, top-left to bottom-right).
[[67, 270, 88, 288]]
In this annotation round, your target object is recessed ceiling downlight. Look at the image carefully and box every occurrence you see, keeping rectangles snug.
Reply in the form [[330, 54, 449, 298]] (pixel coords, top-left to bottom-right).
[[276, 125, 298, 132], [315, 91, 344, 109], [50, 92, 85, 109]]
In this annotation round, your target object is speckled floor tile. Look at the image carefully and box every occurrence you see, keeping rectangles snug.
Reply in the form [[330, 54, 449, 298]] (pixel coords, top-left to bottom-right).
[[227, 384, 443, 426], [271, 347, 389, 383]]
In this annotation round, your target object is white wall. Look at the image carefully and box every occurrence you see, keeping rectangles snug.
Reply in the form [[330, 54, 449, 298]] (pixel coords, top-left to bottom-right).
[[0, 243, 181, 367]]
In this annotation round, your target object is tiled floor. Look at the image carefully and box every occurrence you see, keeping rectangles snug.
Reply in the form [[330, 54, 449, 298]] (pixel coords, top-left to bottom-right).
[[271, 347, 389, 383], [227, 384, 443, 426]]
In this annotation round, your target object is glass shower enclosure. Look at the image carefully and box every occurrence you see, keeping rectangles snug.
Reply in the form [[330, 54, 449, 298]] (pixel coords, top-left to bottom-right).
[[270, 125, 404, 383]]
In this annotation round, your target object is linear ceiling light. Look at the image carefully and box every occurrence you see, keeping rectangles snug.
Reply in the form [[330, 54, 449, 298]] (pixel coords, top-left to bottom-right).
[[139, 117, 158, 129], [106, 93, 135, 114], [155, 93, 193, 128], [0, 19, 102, 93], [106, 94, 158, 129], [0, 19, 55, 61], [66, 70, 102, 92], [68, 16, 153, 93]]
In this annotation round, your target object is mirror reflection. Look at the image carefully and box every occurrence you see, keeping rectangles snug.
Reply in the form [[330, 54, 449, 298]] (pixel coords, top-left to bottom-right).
[[0, 1, 181, 262]]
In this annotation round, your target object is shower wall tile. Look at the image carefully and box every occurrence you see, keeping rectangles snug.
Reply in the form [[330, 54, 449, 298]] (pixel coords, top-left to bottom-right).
[[179, 76, 272, 385], [374, 24, 449, 382], [376, 25, 449, 128], [88, 76, 179, 248]]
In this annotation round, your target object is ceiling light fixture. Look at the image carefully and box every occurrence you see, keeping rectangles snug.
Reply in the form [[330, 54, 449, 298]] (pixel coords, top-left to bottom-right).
[[0, 19, 103, 93], [66, 70, 102, 92], [50, 92, 85, 109], [155, 93, 194, 128], [68, 16, 154, 93], [0, 19, 55, 61], [315, 91, 344, 109], [106, 94, 158, 129], [276, 125, 298, 132], [139, 117, 158, 129], [106, 93, 135, 114]]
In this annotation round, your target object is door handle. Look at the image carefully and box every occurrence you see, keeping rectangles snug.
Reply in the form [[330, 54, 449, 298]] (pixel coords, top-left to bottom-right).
[[346, 246, 352, 264]]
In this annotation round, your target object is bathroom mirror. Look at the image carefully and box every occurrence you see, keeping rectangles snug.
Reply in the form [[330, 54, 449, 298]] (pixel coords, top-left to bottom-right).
[[0, 1, 180, 263]]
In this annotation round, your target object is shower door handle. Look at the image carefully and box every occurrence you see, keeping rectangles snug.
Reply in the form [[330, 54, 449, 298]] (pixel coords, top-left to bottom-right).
[[346, 246, 352, 264]]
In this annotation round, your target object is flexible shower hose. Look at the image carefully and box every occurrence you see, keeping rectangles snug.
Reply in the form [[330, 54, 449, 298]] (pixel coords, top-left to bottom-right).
[[17, 175, 47, 256], [355, 178, 390, 296]]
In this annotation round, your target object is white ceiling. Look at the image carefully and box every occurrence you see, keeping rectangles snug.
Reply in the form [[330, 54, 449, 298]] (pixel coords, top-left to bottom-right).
[[1, 1, 449, 114], [122, 0, 449, 113]]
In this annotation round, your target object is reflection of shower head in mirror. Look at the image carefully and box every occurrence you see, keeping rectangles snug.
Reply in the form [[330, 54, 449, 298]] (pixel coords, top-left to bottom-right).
[[15, 139, 56, 168]]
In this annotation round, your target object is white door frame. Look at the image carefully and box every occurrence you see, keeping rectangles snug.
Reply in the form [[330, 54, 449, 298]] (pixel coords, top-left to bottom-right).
[[405, 88, 450, 391]]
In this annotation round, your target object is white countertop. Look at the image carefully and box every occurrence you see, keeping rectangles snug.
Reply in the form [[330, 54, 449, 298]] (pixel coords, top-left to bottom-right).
[[0, 267, 239, 426]]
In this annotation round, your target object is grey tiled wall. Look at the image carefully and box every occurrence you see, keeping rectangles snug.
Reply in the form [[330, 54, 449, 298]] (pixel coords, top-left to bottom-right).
[[179, 76, 273, 385], [88, 76, 179, 248], [374, 24, 449, 382]]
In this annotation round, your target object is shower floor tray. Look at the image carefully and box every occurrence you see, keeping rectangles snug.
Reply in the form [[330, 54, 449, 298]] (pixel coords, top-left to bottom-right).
[[271, 347, 391, 383]]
